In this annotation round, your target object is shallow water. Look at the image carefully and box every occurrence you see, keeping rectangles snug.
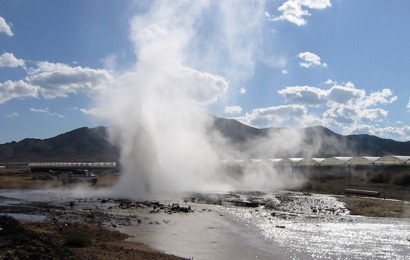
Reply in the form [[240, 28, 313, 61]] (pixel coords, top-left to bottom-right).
[[203, 191, 410, 259], [0, 213, 47, 222], [119, 203, 287, 259], [1, 189, 409, 259]]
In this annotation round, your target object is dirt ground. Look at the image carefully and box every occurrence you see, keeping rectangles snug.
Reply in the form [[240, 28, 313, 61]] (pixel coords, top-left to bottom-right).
[[0, 168, 409, 259], [0, 215, 185, 260], [300, 171, 410, 218], [0, 169, 186, 260]]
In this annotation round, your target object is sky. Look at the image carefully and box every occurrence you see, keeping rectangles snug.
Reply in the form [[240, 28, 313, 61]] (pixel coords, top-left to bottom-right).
[[0, 0, 409, 144]]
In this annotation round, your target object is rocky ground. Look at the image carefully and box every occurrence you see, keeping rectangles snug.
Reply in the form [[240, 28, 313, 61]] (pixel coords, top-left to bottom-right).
[[0, 214, 186, 260], [0, 169, 188, 260], [0, 168, 409, 259]]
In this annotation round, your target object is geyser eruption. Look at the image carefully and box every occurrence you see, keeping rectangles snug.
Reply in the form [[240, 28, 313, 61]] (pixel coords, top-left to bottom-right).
[[98, 0, 307, 199]]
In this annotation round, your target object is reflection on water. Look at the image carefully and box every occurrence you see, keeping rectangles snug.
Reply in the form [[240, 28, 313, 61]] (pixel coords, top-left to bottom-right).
[[1, 189, 409, 259], [222, 192, 410, 259], [0, 213, 47, 222]]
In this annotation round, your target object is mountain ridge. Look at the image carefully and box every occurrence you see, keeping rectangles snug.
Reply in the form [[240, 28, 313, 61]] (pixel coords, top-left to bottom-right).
[[0, 117, 409, 162]]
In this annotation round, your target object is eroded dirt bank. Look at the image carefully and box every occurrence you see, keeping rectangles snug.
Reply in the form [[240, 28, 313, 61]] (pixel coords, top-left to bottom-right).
[[0, 215, 186, 260]]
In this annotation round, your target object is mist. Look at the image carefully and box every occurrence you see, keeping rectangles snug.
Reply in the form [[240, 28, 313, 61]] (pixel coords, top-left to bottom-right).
[[96, 0, 315, 199]]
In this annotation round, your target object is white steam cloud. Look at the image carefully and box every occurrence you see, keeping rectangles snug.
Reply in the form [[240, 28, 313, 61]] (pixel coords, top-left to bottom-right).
[[96, 0, 310, 199]]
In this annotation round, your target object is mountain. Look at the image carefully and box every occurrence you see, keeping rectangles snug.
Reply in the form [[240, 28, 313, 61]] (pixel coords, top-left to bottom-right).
[[0, 117, 409, 162], [212, 118, 409, 158], [0, 126, 119, 162]]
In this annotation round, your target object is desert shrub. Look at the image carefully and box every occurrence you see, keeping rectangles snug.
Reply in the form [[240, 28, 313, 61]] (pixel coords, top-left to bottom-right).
[[390, 173, 410, 187], [64, 232, 92, 247]]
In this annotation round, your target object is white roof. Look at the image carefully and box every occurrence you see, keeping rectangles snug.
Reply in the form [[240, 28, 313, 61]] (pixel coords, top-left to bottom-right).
[[221, 155, 410, 166]]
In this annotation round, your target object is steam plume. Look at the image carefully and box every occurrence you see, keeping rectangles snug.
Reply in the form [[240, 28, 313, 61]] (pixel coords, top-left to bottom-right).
[[97, 0, 308, 199]]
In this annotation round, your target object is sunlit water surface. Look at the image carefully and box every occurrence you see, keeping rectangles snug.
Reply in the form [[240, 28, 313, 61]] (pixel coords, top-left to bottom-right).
[[1, 189, 409, 259]]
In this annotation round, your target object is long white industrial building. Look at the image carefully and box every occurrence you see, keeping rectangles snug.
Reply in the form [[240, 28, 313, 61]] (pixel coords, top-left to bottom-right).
[[222, 155, 410, 166], [27, 162, 117, 172]]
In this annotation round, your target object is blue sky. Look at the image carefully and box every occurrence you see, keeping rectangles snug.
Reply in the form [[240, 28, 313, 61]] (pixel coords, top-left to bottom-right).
[[0, 0, 409, 144]]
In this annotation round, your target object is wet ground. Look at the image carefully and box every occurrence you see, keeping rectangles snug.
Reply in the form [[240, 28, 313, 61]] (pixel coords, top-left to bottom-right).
[[1, 188, 409, 259]]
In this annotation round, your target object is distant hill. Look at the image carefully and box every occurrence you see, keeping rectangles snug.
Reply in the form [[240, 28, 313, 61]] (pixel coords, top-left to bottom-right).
[[0, 117, 409, 162], [212, 117, 409, 158], [0, 126, 119, 162]]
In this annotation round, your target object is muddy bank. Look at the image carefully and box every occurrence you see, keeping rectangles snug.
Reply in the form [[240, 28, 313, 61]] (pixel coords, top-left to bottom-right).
[[0, 204, 187, 260]]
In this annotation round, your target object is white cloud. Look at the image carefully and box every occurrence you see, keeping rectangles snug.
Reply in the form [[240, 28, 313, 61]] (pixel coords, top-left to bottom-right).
[[0, 53, 25, 68], [30, 107, 64, 118], [268, 0, 332, 26], [238, 104, 322, 128], [297, 51, 327, 68], [325, 83, 395, 124], [360, 89, 397, 108], [322, 83, 397, 135], [236, 81, 399, 134], [407, 99, 410, 111], [224, 106, 243, 115], [0, 80, 38, 104], [27, 62, 113, 99], [346, 124, 410, 141], [278, 83, 385, 107], [281, 69, 288, 74], [327, 82, 364, 104], [0, 17, 13, 36], [358, 108, 388, 122], [278, 85, 327, 105], [78, 107, 106, 117], [0, 62, 113, 103], [239, 87, 247, 94], [30, 108, 49, 113], [323, 106, 356, 124]]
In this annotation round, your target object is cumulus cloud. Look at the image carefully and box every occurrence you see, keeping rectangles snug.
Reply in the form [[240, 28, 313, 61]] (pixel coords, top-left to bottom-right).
[[0, 17, 13, 36], [238, 104, 322, 128], [297, 51, 327, 68], [313, 82, 395, 126], [280, 82, 396, 109], [224, 106, 243, 115], [240, 87, 247, 94], [0, 53, 25, 68], [360, 89, 397, 107], [278, 85, 327, 105], [27, 62, 113, 99], [0, 62, 113, 103], [267, 0, 332, 26], [327, 82, 364, 104], [238, 81, 403, 138], [0, 80, 38, 104], [308, 82, 397, 136], [346, 124, 410, 141]]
